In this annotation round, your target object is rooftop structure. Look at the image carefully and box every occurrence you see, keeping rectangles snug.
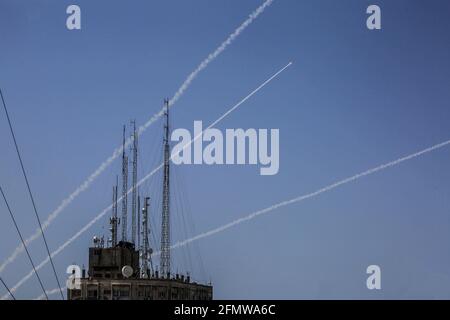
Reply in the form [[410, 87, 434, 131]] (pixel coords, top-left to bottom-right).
[[68, 100, 212, 300]]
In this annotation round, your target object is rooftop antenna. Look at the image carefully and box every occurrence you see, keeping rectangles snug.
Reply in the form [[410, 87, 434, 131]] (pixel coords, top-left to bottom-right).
[[137, 189, 141, 252], [160, 98, 171, 277], [141, 197, 151, 278], [121, 125, 129, 242], [131, 120, 138, 245], [109, 176, 119, 247]]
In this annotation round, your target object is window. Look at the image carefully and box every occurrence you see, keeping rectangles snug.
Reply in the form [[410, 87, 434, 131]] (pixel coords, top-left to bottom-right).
[[87, 290, 97, 298], [112, 286, 130, 299]]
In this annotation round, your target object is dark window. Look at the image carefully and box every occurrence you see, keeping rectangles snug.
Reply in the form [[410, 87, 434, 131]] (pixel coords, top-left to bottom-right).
[[87, 290, 97, 297], [113, 287, 130, 298]]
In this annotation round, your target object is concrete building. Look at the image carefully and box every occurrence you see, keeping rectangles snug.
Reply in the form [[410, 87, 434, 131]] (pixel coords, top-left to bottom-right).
[[67, 242, 212, 300]]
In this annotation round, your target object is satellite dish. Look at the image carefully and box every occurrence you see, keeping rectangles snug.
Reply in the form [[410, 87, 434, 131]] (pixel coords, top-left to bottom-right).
[[122, 265, 133, 278]]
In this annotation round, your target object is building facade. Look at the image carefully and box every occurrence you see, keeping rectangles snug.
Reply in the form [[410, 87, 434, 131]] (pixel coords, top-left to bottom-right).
[[67, 242, 212, 300]]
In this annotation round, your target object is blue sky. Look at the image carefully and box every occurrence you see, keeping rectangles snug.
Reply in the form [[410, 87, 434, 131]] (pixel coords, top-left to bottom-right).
[[1, 0, 450, 299]]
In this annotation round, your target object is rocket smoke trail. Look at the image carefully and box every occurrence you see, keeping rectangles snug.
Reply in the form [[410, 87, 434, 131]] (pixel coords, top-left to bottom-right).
[[32, 138, 450, 299], [3, 59, 290, 299], [168, 139, 450, 251], [0, 0, 275, 275], [35, 287, 67, 300]]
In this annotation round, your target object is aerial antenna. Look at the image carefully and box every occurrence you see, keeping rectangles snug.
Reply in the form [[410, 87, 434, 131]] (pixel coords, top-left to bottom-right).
[[109, 176, 119, 247], [160, 98, 171, 277], [141, 197, 151, 278], [137, 189, 141, 252], [131, 120, 138, 245], [121, 125, 128, 242]]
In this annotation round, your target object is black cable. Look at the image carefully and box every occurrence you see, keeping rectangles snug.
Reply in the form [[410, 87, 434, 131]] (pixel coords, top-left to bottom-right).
[[0, 88, 64, 300], [0, 276, 15, 300], [0, 186, 48, 300]]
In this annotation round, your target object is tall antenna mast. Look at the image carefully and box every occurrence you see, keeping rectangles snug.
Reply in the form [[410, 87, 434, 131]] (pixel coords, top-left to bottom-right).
[[121, 125, 129, 242], [137, 189, 141, 251], [141, 197, 150, 278], [131, 120, 138, 245], [110, 176, 119, 247], [160, 98, 171, 277]]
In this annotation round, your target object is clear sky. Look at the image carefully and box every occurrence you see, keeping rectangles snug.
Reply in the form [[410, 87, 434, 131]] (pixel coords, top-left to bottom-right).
[[1, 0, 450, 299]]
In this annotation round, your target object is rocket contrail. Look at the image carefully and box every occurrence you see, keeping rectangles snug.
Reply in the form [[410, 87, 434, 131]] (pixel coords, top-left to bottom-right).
[[3, 60, 290, 300], [0, 0, 275, 275], [169, 139, 450, 250], [35, 137, 450, 299], [35, 286, 67, 300]]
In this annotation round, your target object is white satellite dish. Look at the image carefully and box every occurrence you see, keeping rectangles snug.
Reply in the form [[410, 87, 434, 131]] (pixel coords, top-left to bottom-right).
[[121, 265, 133, 278]]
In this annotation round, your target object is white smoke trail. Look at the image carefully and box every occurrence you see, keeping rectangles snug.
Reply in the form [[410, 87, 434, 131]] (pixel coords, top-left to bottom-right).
[[0, 0, 275, 275], [4, 60, 291, 300], [33, 138, 450, 299], [34, 286, 67, 300], [169, 139, 450, 250], [168, 0, 274, 106]]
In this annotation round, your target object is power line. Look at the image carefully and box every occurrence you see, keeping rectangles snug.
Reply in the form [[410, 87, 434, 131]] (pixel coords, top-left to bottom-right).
[[0, 88, 64, 300], [0, 276, 15, 300], [0, 186, 48, 300]]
